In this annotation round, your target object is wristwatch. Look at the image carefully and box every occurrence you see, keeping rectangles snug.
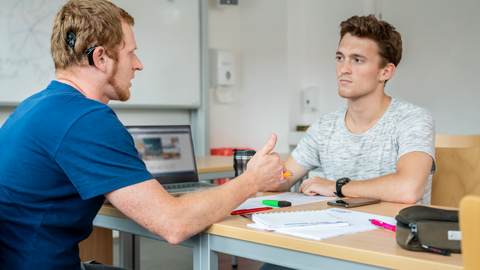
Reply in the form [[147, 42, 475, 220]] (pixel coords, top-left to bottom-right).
[[334, 177, 351, 198]]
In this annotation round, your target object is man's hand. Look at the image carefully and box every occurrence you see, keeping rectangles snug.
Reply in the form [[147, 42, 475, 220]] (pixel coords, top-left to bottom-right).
[[243, 134, 285, 192], [298, 176, 336, 197]]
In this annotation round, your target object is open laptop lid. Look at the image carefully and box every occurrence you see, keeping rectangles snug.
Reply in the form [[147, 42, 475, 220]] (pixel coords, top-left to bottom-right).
[[126, 125, 199, 185]]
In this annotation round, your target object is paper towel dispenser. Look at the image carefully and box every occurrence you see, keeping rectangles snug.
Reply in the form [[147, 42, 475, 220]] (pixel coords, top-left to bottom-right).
[[210, 49, 235, 87]]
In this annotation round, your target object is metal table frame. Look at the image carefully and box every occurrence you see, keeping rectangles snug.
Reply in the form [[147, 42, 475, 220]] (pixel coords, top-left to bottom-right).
[[93, 214, 389, 270]]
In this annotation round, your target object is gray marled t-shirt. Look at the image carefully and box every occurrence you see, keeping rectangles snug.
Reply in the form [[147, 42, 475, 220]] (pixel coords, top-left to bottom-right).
[[291, 97, 436, 204]]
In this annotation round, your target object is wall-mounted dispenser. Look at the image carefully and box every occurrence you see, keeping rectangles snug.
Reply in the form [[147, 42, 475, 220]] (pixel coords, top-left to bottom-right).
[[210, 49, 235, 86], [210, 49, 236, 103]]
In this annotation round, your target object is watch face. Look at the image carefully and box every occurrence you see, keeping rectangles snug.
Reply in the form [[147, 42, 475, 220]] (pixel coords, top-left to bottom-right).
[[337, 177, 350, 185]]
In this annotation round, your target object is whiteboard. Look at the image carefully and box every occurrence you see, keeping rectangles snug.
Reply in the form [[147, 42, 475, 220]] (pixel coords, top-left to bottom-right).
[[0, 0, 201, 108]]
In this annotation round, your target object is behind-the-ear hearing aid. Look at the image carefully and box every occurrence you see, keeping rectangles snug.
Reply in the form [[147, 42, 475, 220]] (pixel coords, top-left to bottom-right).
[[67, 32, 99, 65]]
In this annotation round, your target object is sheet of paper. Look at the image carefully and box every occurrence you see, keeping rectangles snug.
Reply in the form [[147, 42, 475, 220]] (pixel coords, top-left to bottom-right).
[[234, 192, 336, 211], [247, 208, 397, 241], [252, 209, 349, 231]]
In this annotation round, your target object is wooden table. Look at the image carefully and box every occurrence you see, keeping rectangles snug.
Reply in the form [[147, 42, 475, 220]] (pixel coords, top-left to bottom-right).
[[94, 192, 463, 270], [195, 155, 235, 181]]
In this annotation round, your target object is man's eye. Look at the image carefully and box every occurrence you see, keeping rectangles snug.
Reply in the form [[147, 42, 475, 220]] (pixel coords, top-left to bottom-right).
[[336, 56, 343, 61]]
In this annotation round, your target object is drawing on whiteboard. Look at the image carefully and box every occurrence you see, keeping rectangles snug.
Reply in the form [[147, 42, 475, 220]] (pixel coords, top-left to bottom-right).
[[0, 0, 63, 101], [8, 0, 56, 59], [1, 0, 201, 106], [8, 0, 58, 59]]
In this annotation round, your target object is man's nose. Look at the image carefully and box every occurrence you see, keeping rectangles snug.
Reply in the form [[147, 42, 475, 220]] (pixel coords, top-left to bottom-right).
[[133, 54, 143, 71]]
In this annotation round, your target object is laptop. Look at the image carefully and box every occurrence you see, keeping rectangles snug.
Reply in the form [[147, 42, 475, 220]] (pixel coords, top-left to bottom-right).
[[126, 125, 217, 194]]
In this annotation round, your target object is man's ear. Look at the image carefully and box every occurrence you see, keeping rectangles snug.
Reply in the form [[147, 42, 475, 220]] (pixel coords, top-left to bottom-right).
[[92, 46, 108, 72], [380, 63, 396, 83]]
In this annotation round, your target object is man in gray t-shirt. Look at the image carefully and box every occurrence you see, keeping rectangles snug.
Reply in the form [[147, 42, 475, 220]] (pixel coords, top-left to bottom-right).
[[270, 15, 436, 206], [291, 97, 435, 204]]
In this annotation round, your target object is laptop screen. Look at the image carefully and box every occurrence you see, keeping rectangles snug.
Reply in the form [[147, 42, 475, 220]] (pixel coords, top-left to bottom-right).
[[126, 125, 199, 184]]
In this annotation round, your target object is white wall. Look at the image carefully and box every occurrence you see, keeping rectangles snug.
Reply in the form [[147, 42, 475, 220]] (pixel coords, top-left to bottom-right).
[[208, 0, 242, 149], [4, 1, 478, 158], [209, 0, 290, 153], [209, 0, 480, 155], [238, 0, 289, 152], [289, 0, 366, 127], [381, 0, 480, 134], [208, 0, 365, 153]]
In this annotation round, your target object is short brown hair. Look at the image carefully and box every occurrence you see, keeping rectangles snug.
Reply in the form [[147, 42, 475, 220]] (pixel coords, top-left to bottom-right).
[[51, 0, 134, 71], [340, 15, 402, 68]]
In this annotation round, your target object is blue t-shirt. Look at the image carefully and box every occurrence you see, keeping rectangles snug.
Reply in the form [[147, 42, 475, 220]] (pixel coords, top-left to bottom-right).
[[0, 81, 154, 270]]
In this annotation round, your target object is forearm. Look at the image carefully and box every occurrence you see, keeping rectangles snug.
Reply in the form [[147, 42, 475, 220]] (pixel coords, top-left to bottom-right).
[[107, 134, 286, 243], [343, 152, 433, 203], [108, 177, 259, 244], [342, 173, 427, 204], [165, 173, 260, 241]]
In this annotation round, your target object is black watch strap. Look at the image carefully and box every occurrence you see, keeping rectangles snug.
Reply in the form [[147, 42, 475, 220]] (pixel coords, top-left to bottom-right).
[[334, 177, 351, 198]]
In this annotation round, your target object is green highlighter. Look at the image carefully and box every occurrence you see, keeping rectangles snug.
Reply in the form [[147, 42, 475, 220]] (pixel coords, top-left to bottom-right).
[[262, 200, 292, 208]]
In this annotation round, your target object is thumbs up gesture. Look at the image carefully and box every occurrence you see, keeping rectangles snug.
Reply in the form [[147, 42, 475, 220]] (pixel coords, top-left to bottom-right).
[[242, 134, 285, 192]]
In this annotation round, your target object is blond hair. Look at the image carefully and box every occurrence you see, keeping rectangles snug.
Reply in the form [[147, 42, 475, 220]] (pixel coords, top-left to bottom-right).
[[51, 0, 134, 71]]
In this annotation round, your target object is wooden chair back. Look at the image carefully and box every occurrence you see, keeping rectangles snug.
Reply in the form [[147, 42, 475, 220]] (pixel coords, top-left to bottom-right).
[[431, 147, 480, 207], [79, 226, 113, 265], [460, 195, 480, 270], [435, 134, 480, 148]]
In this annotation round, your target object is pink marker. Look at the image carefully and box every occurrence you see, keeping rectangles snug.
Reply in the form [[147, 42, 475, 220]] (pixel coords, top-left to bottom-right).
[[369, 219, 396, 232]]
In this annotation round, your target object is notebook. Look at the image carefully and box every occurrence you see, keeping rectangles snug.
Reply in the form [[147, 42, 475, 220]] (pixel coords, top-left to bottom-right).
[[248, 208, 397, 241], [252, 210, 349, 231], [126, 125, 217, 194]]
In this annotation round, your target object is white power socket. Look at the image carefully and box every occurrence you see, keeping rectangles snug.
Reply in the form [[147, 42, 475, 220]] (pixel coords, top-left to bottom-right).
[[302, 87, 318, 112]]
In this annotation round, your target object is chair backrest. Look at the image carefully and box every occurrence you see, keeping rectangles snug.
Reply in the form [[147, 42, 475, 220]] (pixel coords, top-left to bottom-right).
[[435, 134, 480, 148], [459, 195, 480, 270], [431, 147, 480, 207]]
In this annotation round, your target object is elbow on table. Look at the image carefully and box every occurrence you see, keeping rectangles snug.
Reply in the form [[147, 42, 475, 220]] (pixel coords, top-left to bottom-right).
[[165, 235, 184, 245], [396, 196, 419, 205], [158, 231, 186, 245], [155, 224, 191, 245], [394, 189, 424, 204]]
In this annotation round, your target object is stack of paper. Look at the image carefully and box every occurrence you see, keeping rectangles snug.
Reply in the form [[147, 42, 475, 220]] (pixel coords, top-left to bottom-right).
[[252, 210, 349, 231], [248, 208, 397, 241]]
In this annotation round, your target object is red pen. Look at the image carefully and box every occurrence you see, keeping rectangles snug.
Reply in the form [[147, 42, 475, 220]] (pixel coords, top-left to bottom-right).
[[369, 219, 396, 232], [231, 207, 273, 215]]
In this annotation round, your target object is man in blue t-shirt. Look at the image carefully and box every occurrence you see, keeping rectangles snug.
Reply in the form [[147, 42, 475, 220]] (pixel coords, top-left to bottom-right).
[[0, 1, 286, 269]]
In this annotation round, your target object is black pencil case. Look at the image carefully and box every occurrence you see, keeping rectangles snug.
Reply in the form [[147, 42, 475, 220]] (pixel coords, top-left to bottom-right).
[[395, 205, 461, 256]]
